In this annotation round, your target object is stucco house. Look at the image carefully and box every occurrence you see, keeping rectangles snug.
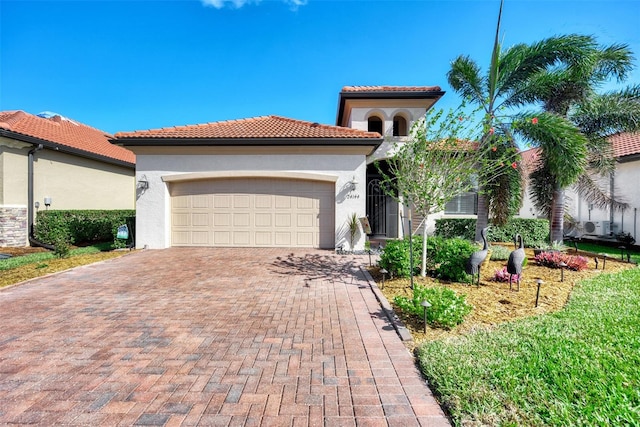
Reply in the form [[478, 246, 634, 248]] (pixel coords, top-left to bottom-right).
[[113, 86, 445, 250], [0, 111, 136, 247], [519, 132, 640, 243]]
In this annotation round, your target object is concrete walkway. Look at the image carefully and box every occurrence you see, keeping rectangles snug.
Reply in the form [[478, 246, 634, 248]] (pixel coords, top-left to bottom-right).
[[0, 248, 450, 426]]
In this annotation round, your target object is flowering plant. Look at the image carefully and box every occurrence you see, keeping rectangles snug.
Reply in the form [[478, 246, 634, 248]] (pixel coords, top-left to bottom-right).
[[492, 266, 518, 283], [534, 252, 588, 271]]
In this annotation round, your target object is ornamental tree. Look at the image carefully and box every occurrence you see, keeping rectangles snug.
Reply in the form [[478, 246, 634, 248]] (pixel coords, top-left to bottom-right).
[[378, 106, 517, 277]]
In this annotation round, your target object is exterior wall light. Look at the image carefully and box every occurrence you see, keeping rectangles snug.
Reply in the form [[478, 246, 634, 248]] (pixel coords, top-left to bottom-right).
[[44, 197, 52, 209], [350, 176, 358, 190], [137, 175, 150, 190]]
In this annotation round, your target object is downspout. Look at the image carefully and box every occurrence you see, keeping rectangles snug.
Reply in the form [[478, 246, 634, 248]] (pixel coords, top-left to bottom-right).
[[28, 144, 54, 249], [610, 172, 615, 235]]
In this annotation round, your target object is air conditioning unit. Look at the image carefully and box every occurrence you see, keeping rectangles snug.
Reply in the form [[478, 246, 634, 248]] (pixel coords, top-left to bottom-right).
[[583, 221, 611, 236]]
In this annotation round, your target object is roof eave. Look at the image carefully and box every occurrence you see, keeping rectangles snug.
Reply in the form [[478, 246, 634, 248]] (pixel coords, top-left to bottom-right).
[[336, 89, 446, 127], [0, 129, 135, 169], [617, 153, 640, 163], [111, 137, 383, 148]]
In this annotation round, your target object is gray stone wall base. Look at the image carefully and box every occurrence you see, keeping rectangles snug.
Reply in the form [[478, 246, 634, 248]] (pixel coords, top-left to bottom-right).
[[0, 206, 28, 247]]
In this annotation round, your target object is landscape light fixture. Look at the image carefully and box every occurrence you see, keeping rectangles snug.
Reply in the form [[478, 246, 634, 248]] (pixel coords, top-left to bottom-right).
[[421, 300, 432, 334], [535, 279, 543, 307], [559, 262, 567, 282], [379, 268, 388, 289]]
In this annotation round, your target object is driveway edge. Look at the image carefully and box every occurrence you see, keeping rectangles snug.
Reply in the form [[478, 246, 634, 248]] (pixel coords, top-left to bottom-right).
[[359, 266, 414, 342]]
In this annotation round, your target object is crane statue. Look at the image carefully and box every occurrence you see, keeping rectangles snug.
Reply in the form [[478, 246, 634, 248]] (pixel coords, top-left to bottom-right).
[[465, 227, 489, 286], [507, 234, 525, 291]]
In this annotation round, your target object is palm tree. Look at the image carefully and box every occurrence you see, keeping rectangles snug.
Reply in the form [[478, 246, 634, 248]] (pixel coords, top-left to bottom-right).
[[520, 43, 639, 242], [447, 0, 606, 241], [571, 86, 640, 210]]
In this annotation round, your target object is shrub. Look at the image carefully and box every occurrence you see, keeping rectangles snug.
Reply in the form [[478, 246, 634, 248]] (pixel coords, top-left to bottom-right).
[[434, 218, 476, 240], [435, 218, 549, 244], [492, 266, 518, 283], [53, 236, 72, 259], [490, 245, 511, 261], [34, 210, 135, 247], [379, 237, 422, 278], [380, 236, 475, 282], [565, 255, 588, 271], [393, 285, 472, 329], [426, 236, 476, 282], [535, 251, 588, 271]]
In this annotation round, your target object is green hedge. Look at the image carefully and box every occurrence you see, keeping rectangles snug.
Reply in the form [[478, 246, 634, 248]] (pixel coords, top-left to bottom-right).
[[435, 218, 549, 245], [379, 235, 476, 282], [34, 210, 135, 247]]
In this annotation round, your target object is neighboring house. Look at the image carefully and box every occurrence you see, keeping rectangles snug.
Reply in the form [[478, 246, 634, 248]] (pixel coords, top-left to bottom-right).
[[112, 85, 446, 250], [0, 111, 136, 247], [519, 132, 640, 243]]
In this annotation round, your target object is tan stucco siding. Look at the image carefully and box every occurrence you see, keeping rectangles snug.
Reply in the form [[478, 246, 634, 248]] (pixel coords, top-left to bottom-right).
[[0, 141, 30, 205], [33, 150, 135, 210]]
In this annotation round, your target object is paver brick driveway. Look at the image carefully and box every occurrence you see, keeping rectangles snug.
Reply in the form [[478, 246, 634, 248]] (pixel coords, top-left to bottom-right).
[[0, 248, 450, 426]]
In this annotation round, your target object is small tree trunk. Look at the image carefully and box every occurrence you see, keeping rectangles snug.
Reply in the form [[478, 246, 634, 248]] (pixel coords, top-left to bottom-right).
[[550, 186, 565, 244], [475, 192, 489, 242], [421, 225, 428, 277]]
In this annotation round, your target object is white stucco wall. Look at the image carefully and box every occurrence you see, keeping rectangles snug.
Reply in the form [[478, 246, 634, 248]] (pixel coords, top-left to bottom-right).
[[135, 153, 368, 250], [348, 106, 426, 135], [520, 158, 640, 241]]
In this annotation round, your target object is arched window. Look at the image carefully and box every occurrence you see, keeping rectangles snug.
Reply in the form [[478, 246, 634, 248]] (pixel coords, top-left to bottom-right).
[[393, 115, 407, 136], [367, 116, 383, 134]]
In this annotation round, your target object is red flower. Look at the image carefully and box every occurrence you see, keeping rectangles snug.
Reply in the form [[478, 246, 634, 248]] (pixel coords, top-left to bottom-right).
[[491, 146, 497, 152], [511, 162, 518, 169], [532, 117, 539, 124], [489, 127, 495, 135], [458, 116, 464, 121]]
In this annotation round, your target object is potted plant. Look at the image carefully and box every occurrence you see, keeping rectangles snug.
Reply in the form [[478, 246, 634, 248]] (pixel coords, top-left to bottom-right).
[[347, 213, 360, 251]]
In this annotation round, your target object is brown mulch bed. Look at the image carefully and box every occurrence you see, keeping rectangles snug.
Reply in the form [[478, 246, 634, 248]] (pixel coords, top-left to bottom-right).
[[0, 248, 129, 289], [0, 246, 48, 256], [372, 245, 637, 344]]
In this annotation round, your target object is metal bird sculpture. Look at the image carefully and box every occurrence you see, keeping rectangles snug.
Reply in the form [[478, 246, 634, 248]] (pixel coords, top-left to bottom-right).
[[465, 227, 489, 286], [507, 234, 525, 291]]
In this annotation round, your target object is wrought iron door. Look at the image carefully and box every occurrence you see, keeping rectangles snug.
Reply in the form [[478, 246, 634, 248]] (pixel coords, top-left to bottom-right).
[[366, 179, 387, 236]]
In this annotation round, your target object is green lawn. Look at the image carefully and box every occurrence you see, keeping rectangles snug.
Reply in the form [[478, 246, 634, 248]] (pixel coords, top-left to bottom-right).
[[0, 242, 113, 271], [568, 240, 640, 264], [417, 267, 640, 426]]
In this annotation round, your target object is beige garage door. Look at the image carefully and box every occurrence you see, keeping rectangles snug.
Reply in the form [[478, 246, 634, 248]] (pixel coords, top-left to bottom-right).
[[170, 178, 335, 248]]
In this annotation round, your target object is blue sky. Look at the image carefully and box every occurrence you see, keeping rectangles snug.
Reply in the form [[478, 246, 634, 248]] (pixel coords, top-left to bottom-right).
[[1, 0, 639, 135]]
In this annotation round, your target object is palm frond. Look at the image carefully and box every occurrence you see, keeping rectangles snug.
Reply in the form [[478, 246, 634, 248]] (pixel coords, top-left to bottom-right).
[[496, 34, 598, 102], [529, 164, 555, 218], [447, 56, 486, 106], [514, 111, 588, 187], [584, 136, 616, 175], [573, 173, 629, 211], [594, 43, 635, 82], [572, 85, 640, 136]]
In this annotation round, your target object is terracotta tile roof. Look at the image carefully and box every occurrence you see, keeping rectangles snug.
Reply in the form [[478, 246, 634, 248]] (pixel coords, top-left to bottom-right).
[[520, 147, 541, 175], [609, 132, 640, 158], [342, 85, 443, 93], [114, 115, 382, 140], [0, 110, 135, 165]]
